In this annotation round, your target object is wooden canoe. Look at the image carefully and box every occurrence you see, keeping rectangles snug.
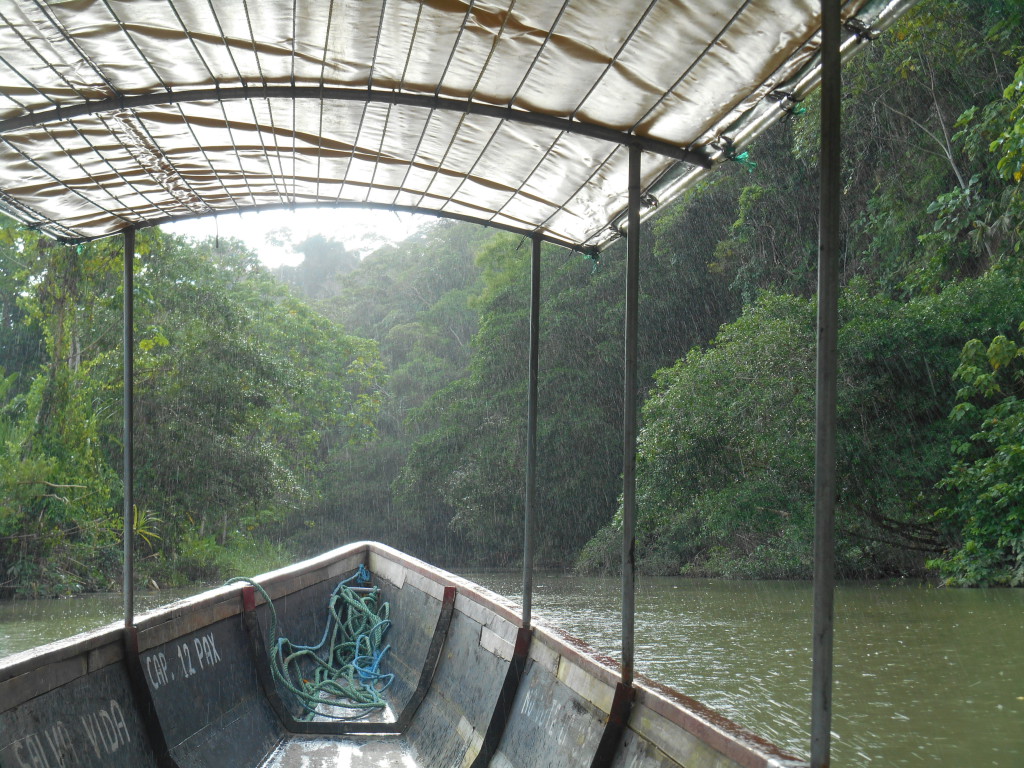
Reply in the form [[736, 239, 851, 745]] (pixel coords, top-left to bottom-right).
[[0, 542, 806, 768]]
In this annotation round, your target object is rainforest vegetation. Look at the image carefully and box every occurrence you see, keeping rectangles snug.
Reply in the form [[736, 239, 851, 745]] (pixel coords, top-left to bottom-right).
[[2, 0, 1023, 595]]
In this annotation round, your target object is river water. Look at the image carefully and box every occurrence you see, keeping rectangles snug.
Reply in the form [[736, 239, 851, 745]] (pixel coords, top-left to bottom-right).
[[468, 574, 1022, 767], [1, 575, 1021, 766]]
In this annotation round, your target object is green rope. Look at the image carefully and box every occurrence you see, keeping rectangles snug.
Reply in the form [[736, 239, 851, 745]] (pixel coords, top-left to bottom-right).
[[227, 565, 393, 720]]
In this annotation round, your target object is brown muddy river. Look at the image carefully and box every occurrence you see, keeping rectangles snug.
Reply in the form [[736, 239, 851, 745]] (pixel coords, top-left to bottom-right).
[[469, 573, 1023, 767]]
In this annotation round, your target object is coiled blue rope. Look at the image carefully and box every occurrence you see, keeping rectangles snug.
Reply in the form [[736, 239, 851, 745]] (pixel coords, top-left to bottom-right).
[[227, 564, 393, 720]]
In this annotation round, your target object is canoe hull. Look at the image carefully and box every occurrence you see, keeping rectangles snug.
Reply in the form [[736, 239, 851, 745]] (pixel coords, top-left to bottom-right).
[[0, 542, 806, 768]]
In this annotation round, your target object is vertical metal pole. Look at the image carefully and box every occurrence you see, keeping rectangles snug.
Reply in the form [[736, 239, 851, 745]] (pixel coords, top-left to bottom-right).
[[811, 2, 840, 766], [123, 226, 136, 630], [621, 144, 641, 687], [522, 235, 541, 630]]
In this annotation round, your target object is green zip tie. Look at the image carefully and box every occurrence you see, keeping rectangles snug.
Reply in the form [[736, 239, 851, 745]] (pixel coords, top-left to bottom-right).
[[726, 147, 757, 172]]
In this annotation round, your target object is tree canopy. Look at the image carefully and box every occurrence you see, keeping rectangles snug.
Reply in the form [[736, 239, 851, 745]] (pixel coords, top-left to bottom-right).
[[0, 225, 382, 595], [2, 0, 1023, 594]]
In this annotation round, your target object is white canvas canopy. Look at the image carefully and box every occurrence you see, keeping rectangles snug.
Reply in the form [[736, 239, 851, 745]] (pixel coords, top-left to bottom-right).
[[0, 0, 913, 248]]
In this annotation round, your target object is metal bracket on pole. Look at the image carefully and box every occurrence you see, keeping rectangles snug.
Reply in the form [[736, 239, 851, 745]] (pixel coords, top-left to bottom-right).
[[123, 626, 182, 768], [469, 627, 533, 768], [589, 682, 635, 768]]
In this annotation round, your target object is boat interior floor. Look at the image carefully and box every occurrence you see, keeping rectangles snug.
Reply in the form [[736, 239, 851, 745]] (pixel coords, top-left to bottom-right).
[[260, 735, 420, 768]]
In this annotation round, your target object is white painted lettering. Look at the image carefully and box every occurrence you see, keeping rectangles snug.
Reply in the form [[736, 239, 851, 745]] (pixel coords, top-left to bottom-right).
[[143, 635, 223, 688], [205, 634, 221, 664], [58, 721, 77, 767], [41, 721, 76, 768], [159, 651, 172, 683], [110, 699, 130, 747], [77, 700, 131, 758], [193, 633, 221, 670], [11, 739, 28, 768], [12, 736, 46, 768], [146, 652, 171, 688], [79, 712, 100, 759], [98, 709, 119, 753], [25, 734, 50, 768], [145, 654, 160, 689], [177, 642, 197, 678], [40, 731, 59, 768]]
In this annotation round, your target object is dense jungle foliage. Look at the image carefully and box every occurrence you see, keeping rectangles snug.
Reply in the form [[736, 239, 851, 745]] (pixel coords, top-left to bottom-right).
[[2, 0, 1023, 595], [0, 229, 383, 595]]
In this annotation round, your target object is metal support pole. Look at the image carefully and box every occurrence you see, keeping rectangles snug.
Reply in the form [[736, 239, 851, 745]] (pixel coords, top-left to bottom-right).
[[621, 144, 641, 687], [123, 226, 136, 629], [590, 140, 642, 768], [811, 2, 840, 766], [522, 235, 541, 630]]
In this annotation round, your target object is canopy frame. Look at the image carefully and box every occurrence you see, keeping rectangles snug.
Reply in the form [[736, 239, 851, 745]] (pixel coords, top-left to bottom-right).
[[0, 0, 915, 249], [0, 87, 713, 167]]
